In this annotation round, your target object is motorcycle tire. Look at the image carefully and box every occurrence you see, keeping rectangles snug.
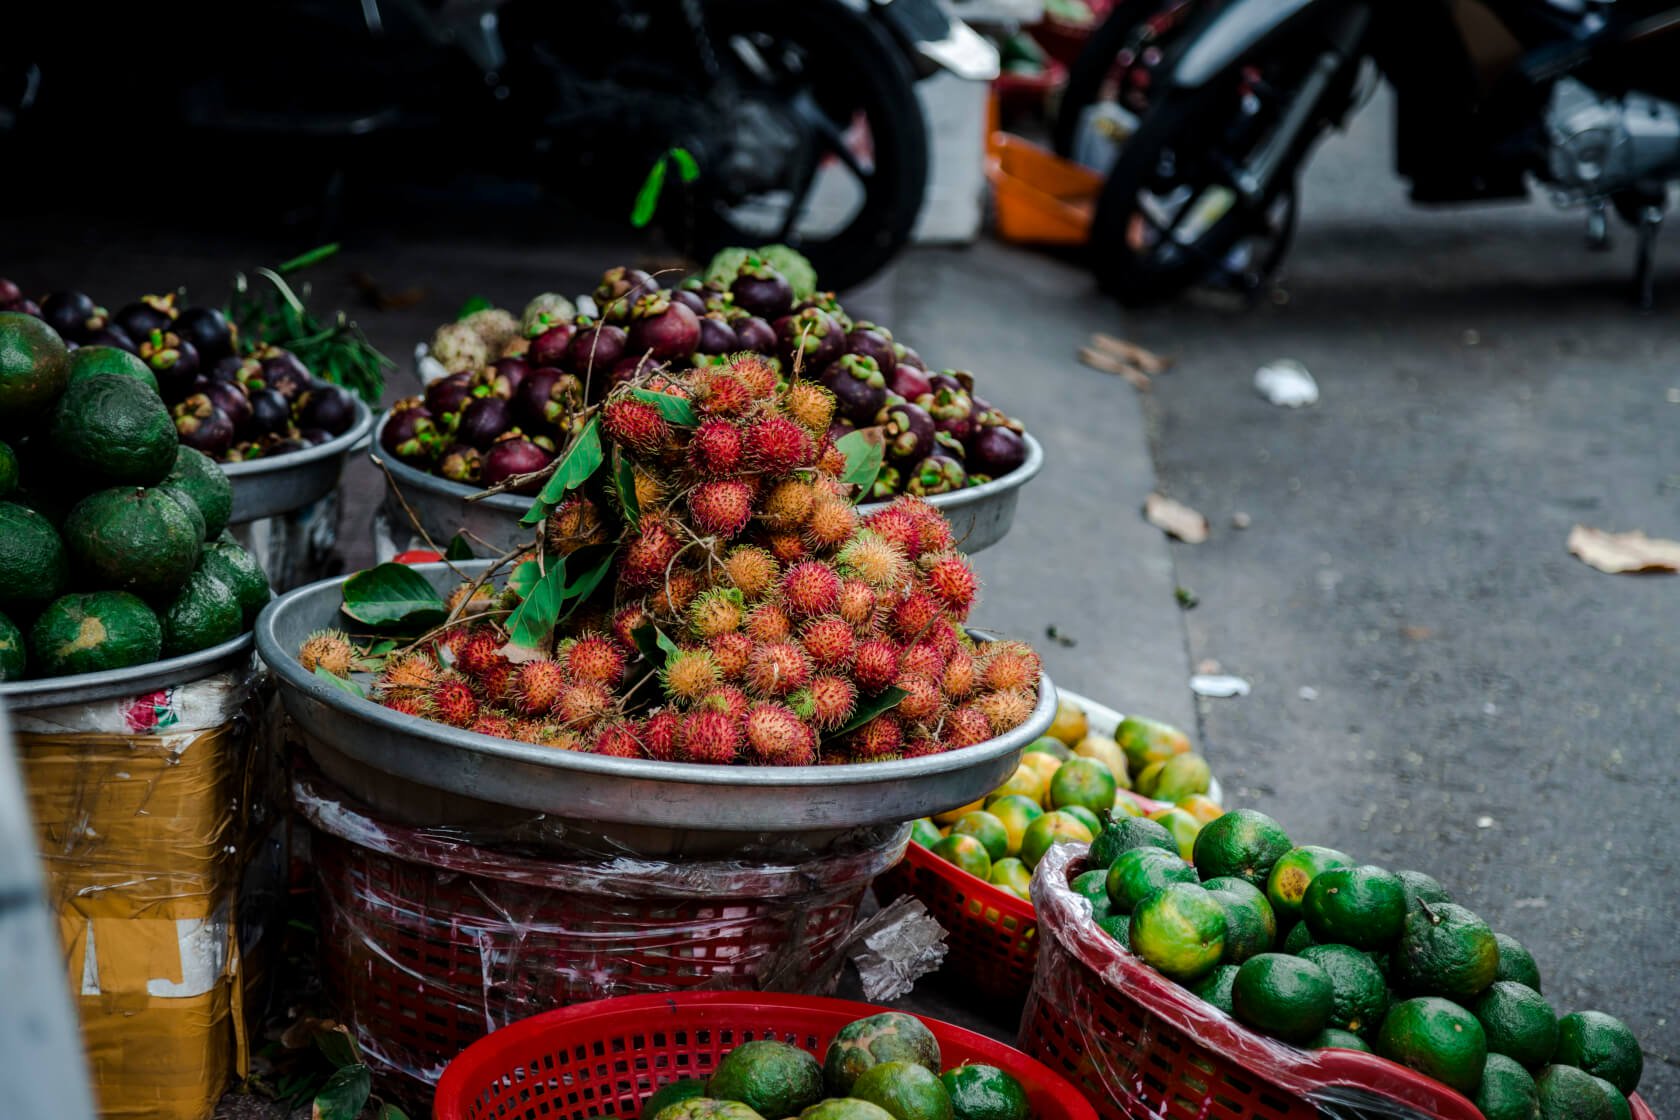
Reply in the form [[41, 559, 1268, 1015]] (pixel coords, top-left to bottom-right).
[[1051, 0, 1205, 161], [676, 0, 929, 293]]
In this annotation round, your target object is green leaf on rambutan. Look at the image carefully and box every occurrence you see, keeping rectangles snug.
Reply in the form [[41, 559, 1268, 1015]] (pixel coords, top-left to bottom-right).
[[631, 623, 675, 669], [507, 560, 541, 600], [630, 388, 697, 427], [613, 447, 640, 531], [314, 666, 368, 700], [557, 546, 617, 623], [445, 534, 475, 561], [505, 557, 568, 649], [341, 562, 448, 630], [522, 417, 603, 525], [835, 428, 885, 496], [826, 685, 908, 741]]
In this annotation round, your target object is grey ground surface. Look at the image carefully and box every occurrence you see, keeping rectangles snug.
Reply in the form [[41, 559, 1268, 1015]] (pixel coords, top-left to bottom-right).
[[4, 80, 1676, 1116]]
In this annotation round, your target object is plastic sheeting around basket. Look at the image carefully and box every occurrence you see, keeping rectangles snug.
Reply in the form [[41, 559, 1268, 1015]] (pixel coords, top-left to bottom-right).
[[294, 772, 914, 1096]]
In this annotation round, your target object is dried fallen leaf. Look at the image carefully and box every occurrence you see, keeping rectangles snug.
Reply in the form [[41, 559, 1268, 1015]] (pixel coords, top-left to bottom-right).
[[1145, 493, 1209, 543], [1567, 525, 1680, 574], [1078, 346, 1151, 390], [1401, 625, 1434, 642], [1090, 333, 1172, 374]]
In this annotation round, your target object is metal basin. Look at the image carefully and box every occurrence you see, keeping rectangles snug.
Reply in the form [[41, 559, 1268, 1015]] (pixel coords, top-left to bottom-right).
[[370, 409, 1043, 557], [256, 561, 1056, 856], [0, 633, 255, 712], [225, 397, 375, 525]]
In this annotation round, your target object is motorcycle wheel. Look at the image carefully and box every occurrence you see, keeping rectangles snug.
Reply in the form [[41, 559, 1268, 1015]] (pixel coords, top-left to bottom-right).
[[1051, 0, 1207, 162], [1088, 38, 1342, 306], [677, 0, 929, 292]]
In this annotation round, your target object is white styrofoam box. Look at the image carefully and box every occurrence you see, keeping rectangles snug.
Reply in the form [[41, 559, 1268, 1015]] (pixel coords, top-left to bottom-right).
[[912, 72, 990, 244]]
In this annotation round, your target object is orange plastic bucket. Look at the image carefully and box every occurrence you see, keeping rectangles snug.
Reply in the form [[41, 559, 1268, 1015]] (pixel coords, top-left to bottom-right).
[[987, 131, 1102, 246]]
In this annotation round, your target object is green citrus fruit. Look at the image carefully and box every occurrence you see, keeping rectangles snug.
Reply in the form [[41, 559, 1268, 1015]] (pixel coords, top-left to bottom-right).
[[1048, 756, 1117, 815], [850, 1060, 954, 1120], [1088, 815, 1177, 869], [1200, 876, 1277, 965], [1193, 810, 1294, 887], [1018, 810, 1092, 869], [910, 819, 942, 848], [1105, 847, 1197, 913], [1128, 882, 1226, 982], [66, 345, 159, 394], [642, 1078, 708, 1119], [1392, 902, 1499, 1001], [1232, 954, 1333, 1043], [1046, 700, 1087, 746], [0, 611, 23, 680], [0, 311, 70, 421], [950, 811, 1009, 862], [1473, 981, 1557, 1068], [1553, 1011, 1642, 1095], [1301, 865, 1407, 950], [1493, 932, 1542, 992], [1187, 963, 1240, 1015], [29, 591, 161, 676], [1148, 807, 1201, 861], [1025, 734, 1072, 760], [1396, 869, 1453, 913], [1592, 1076, 1634, 1120], [653, 1099, 767, 1120], [1060, 804, 1103, 836], [1115, 714, 1190, 773], [824, 1013, 941, 1097], [1534, 1064, 1616, 1120], [1473, 1053, 1539, 1120], [986, 795, 1043, 857], [930, 834, 992, 881], [1097, 912, 1131, 948], [1375, 997, 1488, 1095], [1150, 753, 1211, 803], [706, 1040, 823, 1119], [1282, 922, 1316, 954], [939, 1064, 1028, 1120], [1308, 1028, 1372, 1052], [1299, 943, 1390, 1038], [988, 858, 1032, 900], [1265, 846, 1354, 924]]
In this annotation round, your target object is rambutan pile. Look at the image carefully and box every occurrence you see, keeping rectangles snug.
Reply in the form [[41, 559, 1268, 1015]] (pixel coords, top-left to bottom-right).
[[351, 352, 1041, 766]]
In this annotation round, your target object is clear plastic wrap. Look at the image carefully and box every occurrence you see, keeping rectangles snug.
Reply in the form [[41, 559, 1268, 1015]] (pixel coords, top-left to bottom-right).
[[294, 772, 914, 1096], [1018, 842, 1488, 1120]]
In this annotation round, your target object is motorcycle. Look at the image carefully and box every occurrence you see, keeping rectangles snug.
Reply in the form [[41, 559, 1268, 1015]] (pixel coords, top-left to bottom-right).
[[0, 0, 996, 291], [1080, 0, 1680, 306]]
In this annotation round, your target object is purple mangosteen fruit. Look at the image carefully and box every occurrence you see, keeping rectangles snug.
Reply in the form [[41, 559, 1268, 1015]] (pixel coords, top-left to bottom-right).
[[248, 388, 292, 436], [775, 308, 843, 373], [563, 322, 627, 378], [888, 363, 933, 401], [85, 324, 138, 354], [528, 322, 575, 368], [482, 437, 555, 493], [514, 367, 584, 430], [204, 381, 252, 432], [969, 425, 1027, 478], [730, 261, 794, 320], [425, 372, 476, 420], [41, 291, 107, 342], [10, 299, 40, 317], [819, 353, 888, 425], [696, 312, 738, 356], [826, 418, 856, 445], [927, 371, 964, 395], [172, 395, 235, 458], [593, 267, 658, 320], [270, 437, 308, 456], [380, 403, 437, 466], [907, 454, 968, 497], [488, 356, 530, 399], [173, 306, 235, 365], [208, 355, 244, 383], [457, 396, 514, 449], [0, 278, 20, 306], [113, 295, 176, 342], [672, 288, 707, 315], [299, 429, 334, 446], [734, 315, 777, 354], [438, 443, 482, 484], [894, 343, 926, 372], [845, 322, 896, 375], [870, 466, 903, 501], [296, 384, 356, 436], [627, 292, 701, 360], [258, 349, 313, 400], [797, 291, 852, 332], [140, 332, 201, 399], [927, 386, 976, 446], [878, 400, 936, 464]]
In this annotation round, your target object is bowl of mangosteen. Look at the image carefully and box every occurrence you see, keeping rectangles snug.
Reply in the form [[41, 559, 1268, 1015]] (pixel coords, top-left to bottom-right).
[[375, 248, 1041, 555]]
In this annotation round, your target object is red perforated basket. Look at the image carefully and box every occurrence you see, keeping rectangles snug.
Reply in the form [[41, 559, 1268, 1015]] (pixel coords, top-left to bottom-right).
[[1017, 844, 1659, 1120], [434, 990, 1100, 1120]]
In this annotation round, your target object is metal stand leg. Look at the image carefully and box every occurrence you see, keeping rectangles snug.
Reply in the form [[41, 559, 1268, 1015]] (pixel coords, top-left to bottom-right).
[[1634, 204, 1663, 311], [1586, 200, 1610, 251]]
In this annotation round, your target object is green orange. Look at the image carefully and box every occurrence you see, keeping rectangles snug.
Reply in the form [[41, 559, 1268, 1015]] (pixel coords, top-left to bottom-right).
[[1301, 865, 1407, 950], [1018, 810, 1093, 869], [950, 811, 1009, 862], [931, 834, 992, 881], [1265, 846, 1353, 923], [1128, 882, 1226, 982]]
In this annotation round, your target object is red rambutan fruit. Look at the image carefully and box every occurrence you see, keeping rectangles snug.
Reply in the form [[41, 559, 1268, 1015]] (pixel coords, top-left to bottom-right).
[[804, 496, 859, 551], [679, 709, 742, 764], [474, 659, 516, 703], [863, 504, 923, 560], [456, 627, 505, 678], [468, 713, 515, 739], [889, 590, 944, 641], [379, 651, 440, 694], [383, 693, 426, 718], [723, 546, 779, 601], [430, 679, 479, 727], [744, 602, 793, 643], [836, 579, 879, 627], [979, 641, 1042, 693], [661, 647, 721, 702], [694, 369, 755, 416], [971, 689, 1035, 734], [650, 568, 705, 618], [941, 647, 977, 700], [689, 417, 746, 475], [745, 640, 814, 698], [747, 415, 817, 475], [895, 674, 945, 722], [799, 616, 857, 670], [611, 601, 651, 652], [602, 397, 672, 455], [687, 587, 744, 638], [565, 634, 627, 688], [591, 720, 644, 758], [556, 681, 614, 728], [837, 531, 909, 589], [943, 705, 993, 749], [743, 703, 818, 766], [899, 641, 946, 682], [848, 713, 905, 759], [725, 352, 779, 398], [689, 479, 755, 538], [699, 684, 751, 721], [643, 710, 682, 760], [708, 632, 755, 680], [621, 520, 681, 589], [900, 497, 955, 554], [780, 561, 842, 618], [783, 381, 836, 434], [921, 553, 978, 617], [767, 530, 808, 564], [853, 638, 901, 694], [791, 674, 857, 730], [760, 477, 815, 529], [902, 734, 944, 759]]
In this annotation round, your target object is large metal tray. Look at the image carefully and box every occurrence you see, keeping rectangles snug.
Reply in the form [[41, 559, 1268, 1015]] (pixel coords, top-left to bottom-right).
[[0, 632, 255, 712], [224, 396, 375, 525], [256, 561, 1056, 853], [370, 408, 1043, 557]]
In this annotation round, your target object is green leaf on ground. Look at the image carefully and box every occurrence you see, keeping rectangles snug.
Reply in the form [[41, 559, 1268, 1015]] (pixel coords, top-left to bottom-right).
[[314, 667, 367, 699], [445, 534, 474, 561], [341, 563, 448, 629], [559, 548, 618, 623], [631, 155, 669, 228], [311, 1065, 371, 1120]]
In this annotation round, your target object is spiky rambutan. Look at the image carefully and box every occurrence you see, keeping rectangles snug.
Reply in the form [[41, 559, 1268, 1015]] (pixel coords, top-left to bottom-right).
[[379, 651, 440, 693], [817, 439, 849, 479], [837, 579, 879, 627], [743, 703, 817, 765], [383, 693, 426, 718], [601, 397, 671, 456], [687, 587, 744, 638], [971, 689, 1035, 734], [791, 675, 857, 730], [689, 417, 745, 475], [556, 681, 613, 728], [510, 719, 548, 745], [744, 602, 793, 643], [299, 629, 356, 676], [799, 616, 857, 670], [430, 679, 479, 727], [633, 466, 666, 511], [943, 705, 993, 749], [723, 546, 779, 601], [439, 626, 473, 661], [804, 496, 859, 551], [611, 601, 651, 652], [565, 635, 627, 688], [767, 530, 807, 564], [779, 561, 842, 618], [455, 627, 504, 678], [863, 504, 923, 560], [693, 369, 754, 416], [621, 520, 681, 588], [899, 642, 946, 682], [889, 591, 943, 641], [896, 674, 945, 722], [650, 567, 704, 617], [725, 352, 779, 398], [747, 415, 817, 474], [979, 641, 1042, 693], [708, 632, 754, 680], [853, 639, 901, 694], [591, 720, 643, 758], [546, 495, 607, 557], [469, 713, 515, 740], [474, 660, 516, 703], [902, 734, 944, 759], [900, 497, 955, 555], [760, 477, 815, 529], [848, 713, 905, 759], [679, 710, 742, 764], [689, 479, 755, 538], [509, 660, 564, 716], [661, 647, 721, 702], [746, 641, 813, 697], [941, 647, 977, 700], [837, 532, 909, 589], [643, 710, 682, 760], [784, 380, 836, 434], [446, 581, 498, 617], [699, 685, 751, 721], [921, 553, 978, 617], [927, 618, 965, 658]]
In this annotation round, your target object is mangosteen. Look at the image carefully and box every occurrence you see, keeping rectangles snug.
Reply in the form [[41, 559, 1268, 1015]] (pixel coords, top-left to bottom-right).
[[969, 426, 1027, 478], [299, 428, 334, 446], [907, 454, 967, 497], [84, 324, 138, 354], [672, 288, 707, 315], [529, 323, 575, 368], [207, 355, 245, 383], [826, 418, 856, 445], [437, 443, 483, 484], [888, 363, 932, 401], [927, 386, 976, 446], [248, 387, 292, 436], [846, 322, 896, 375], [696, 312, 738, 356], [204, 381, 252, 431], [734, 315, 777, 354], [173, 306, 235, 365], [870, 467, 902, 501], [482, 436, 555, 494], [423, 372, 475, 421], [705, 288, 738, 316], [895, 343, 926, 371], [380, 403, 437, 466], [797, 291, 852, 332], [10, 298, 41, 317], [0, 278, 20, 306], [173, 395, 234, 458], [878, 400, 936, 464], [113, 294, 176, 342], [627, 292, 701, 360], [563, 322, 627, 378], [775, 308, 843, 373], [488, 356, 531, 399], [295, 383, 356, 436], [593, 267, 658, 320], [731, 260, 794, 319], [269, 437, 308, 456], [608, 354, 663, 394], [819, 354, 888, 425], [975, 406, 1026, 436], [457, 396, 513, 449], [928, 370, 965, 396], [514, 367, 583, 431], [140, 331, 201, 399], [41, 291, 107, 341], [259, 349, 313, 400]]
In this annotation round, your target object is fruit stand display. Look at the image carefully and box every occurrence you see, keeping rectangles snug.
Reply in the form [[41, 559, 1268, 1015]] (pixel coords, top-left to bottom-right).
[[876, 691, 1223, 1009], [372, 249, 1041, 559], [1017, 820, 1657, 1120]]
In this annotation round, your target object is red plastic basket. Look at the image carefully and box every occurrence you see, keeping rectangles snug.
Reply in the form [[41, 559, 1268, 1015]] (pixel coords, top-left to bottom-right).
[[434, 990, 1100, 1120], [296, 775, 903, 1101], [1018, 844, 1659, 1120]]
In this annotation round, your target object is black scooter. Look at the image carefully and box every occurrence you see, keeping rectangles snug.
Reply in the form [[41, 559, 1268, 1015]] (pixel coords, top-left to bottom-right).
[[1079, 0, 1680, 306]]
